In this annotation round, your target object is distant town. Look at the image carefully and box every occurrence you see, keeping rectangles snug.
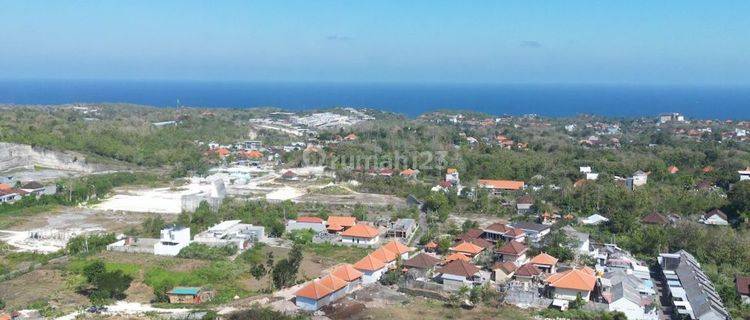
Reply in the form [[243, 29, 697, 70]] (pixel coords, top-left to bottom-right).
[[0, 105, 749, 320]]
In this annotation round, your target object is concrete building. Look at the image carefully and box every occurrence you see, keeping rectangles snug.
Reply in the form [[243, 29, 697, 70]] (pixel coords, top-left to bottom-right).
[[700, 209, 729, 226], [658, 250, 730, 320], [436, 260, 481, 291], [740, 167, 750, 181], [193, 220, 265, 250], [545, 267, 597, 301], [562, 225, 591, 256], [340, 224, 380, 245], [154, 225, 191, 256], [385, 218, 417, 240], [353, 254, 387, 284], [286, 216, 327, 233], [510, 222, 550, 243], [631, 170, 648, 188], [180, 179, 226, 212], [166, 287, 213, 304], [659, 113, 686, 124], [516, 195, 534, 215]]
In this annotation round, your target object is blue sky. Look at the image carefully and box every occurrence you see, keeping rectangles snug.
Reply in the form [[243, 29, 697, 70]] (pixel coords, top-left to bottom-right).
[[1, 1, 749, 85]]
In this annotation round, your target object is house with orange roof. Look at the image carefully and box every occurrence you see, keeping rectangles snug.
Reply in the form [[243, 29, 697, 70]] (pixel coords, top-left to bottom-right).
[[330, 264, 364, 291], [497, 241, 528, 265], [370, 246, 398, 267], [327, 216, 357, 232], [317, 274, 349, 301], [436, 259, 481, 290], [340, 224, 380, 245], [382, 240, 414, 260], [445, 252, 471, 263], [514, 263, 543, 282], [295, 279, 334, 310], [424, 241, 438, 252], [344, 133, 358, 141], [478, 179, 525, 195], [403, 252, 442, 277], [482, 222, 512, 242], [449, 241, 485, 258], [445, 168, 460, 185], [399, 168, 419, 179], [287, 216, 326, 233], [529, 252, 558, 273], [353, 254, 387, 284], [545, 267, 598, 301], [482, 222, 525, 243], [245, 150, 263, 159], [215, 147, 231, 158], [668, 165, 679, 174], [492, 261, 518, 283]]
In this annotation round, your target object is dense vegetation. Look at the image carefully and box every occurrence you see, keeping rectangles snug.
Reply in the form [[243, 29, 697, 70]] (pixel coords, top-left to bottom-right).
[[2, 105, 750, 317]]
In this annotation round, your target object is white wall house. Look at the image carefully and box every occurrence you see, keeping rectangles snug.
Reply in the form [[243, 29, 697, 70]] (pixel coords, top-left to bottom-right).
[[0, 191, 22, 203], [700, 209, 729, 226], [739, 168, 750, 181], [154, 226, 191, 256], [286, 217, 327, 233], [632, 171, 648, 187], [193, 220, 265, 250], [340, 224, 380, 245]]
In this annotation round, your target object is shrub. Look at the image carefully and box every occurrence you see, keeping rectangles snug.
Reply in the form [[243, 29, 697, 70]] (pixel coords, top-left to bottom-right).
[[177, 243, 237, 260]]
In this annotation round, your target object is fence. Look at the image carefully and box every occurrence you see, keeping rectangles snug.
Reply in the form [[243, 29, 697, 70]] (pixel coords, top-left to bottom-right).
[[398, 279, 449, 301]]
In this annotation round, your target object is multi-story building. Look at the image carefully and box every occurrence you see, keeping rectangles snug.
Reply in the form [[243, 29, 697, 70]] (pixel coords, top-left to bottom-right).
[[658, 250, 730, 320]]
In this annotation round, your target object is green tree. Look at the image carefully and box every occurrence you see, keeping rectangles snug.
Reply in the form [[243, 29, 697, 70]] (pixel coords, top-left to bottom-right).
[[141, 216, 166, 237], [728, 181, 750, 222], [80, 260, 133, 304]]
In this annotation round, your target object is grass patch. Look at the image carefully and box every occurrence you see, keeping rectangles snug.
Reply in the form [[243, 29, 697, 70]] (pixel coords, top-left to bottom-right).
[[304, 242, 370, 264]]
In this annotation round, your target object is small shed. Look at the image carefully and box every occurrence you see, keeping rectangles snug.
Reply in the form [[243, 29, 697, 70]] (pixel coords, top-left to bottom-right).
[[167, 287, 214, 304]]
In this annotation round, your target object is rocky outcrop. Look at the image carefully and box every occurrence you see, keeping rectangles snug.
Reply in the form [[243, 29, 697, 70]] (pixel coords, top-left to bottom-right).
[[0, 142, 104, 173]]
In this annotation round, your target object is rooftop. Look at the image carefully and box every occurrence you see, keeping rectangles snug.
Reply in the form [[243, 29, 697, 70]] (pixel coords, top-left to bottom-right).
[[436, 259, 480, 277]]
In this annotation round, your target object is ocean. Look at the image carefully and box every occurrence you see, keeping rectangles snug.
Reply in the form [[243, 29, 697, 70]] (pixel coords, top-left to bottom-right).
[[0, 80, 749, 119]]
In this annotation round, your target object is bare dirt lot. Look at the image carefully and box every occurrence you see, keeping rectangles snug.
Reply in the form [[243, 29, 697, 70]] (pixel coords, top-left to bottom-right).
[[351, 295, 532, 320], [295, 192, 407, 208], [0, 268, 89, 312]]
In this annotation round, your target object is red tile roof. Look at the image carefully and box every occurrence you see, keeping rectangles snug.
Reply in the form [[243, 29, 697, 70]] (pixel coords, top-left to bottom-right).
[[450, 241, 484, 255], [341, 224, 380, 239], [370, 247, 398, 263], [546, 268, 597, 292], [484, 222, 512, 233], [295, 280, 333, 300], [492, 261, 518, 274], [478, 179, 525, 190], [382, 240, 413, 256], [403, 253, 442, 269], [296, 216, 324, 223], [330, 264, 363, 282], [328, 216, 357, 228], [515, 263, 542, 277], [318, 274, 348, 292], [353, 254, 386, 272], [497, 241, 528, 255], [436, 260, 480, 278], [530, 252, 558, 266], [445, 252, 471, 262]]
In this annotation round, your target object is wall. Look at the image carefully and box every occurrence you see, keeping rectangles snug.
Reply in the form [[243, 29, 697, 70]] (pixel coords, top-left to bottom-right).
[[0, 142, 103, 173]]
